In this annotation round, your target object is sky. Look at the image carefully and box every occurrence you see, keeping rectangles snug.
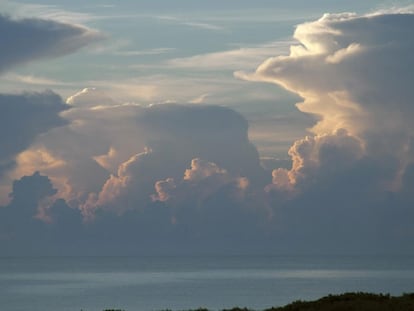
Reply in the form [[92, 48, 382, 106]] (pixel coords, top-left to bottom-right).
[[1, 0, 414, 256]]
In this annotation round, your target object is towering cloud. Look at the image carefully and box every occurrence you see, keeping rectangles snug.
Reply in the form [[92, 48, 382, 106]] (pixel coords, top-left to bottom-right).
[[235, 12, 414, 252], [81, 104, 267, 218], [238, 12, 414, 192]]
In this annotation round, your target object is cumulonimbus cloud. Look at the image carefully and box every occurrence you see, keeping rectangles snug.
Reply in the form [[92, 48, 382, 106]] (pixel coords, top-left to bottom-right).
[[238, 12, 414, 192], [233, 12, 414, 252], [79, 103, 267, 219]]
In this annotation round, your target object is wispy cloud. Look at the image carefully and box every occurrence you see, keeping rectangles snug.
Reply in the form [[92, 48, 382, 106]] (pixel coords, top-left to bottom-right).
[[189, 93, 210, 104], [167, 41, 293, 70], [88, 38, 176, 57], [369, 4, 414, 15], [6, 2, 96, 24], [3, 73, 71, 86], [155, 15, 224, 31], [83, 75, 234, 103], [113, 48, 176, 56]]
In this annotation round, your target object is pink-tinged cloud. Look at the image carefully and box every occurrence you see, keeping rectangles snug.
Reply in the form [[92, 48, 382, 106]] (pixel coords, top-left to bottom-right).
[[238, 12, 414, 194], [0, 91, 69, 189], [153, 158, 249, 204], [73, 103, 266, 219]]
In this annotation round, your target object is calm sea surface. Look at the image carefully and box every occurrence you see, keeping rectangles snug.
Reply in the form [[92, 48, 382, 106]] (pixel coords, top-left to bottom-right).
[[0, 255, 413, 311]]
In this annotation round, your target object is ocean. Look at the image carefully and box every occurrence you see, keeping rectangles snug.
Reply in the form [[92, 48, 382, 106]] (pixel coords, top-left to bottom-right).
[[0, 255, 413, 311]]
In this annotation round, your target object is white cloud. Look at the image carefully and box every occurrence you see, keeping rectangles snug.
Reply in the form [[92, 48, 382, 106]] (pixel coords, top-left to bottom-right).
[[239, 11, 414, 198], [240, 12, 414, 143]]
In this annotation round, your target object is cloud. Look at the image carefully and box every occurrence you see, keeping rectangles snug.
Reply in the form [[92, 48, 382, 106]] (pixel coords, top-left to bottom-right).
[[153, 158, 249, 203], [0, 14, 102, 74], [13, 97, 271, 248], [6, 88, 266, 224], [112, 47, 176, 56], [268, 129, 364, 192], [189, 93, 210, 104], [4, 12, 414, 255], [239, 13, 414, 141], [0, 89, 116, 207], [80, 104, 268, 218], [66, 87, 118, 108], [155, 15, 224, 31], [6, 172, 57, 217], [4, 88, 271, 232], [235, 12, 414, 252], [151, 158, 270, 245], [238, 12, 414, 189], [5, 2, 96, 24], [0, 97, 273, 254], [0, 91, 69, 179], [0, 172, 84, 255], [167, 42, 291, 71], [134, 104, 267, 185], [2, 73, 70, 86]]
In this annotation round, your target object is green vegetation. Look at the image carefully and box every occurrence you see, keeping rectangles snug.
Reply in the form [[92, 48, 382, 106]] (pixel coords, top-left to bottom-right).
[[264, 292, 414, 311], [155, 292, 414, 311]]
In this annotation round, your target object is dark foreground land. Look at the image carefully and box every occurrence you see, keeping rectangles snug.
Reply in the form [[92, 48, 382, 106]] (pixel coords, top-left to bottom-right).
[[105, 292, 414, 311], [260, 292, 414, 311]]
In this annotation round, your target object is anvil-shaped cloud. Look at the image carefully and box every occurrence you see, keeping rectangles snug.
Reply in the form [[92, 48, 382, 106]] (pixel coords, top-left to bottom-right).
[[0, 14, 102, 74]]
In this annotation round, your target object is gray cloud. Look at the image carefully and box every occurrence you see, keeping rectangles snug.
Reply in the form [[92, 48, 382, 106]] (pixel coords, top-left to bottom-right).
[[0, 14, 102, 73], [81, 104, 268, 218], [136, 104, 267, 185], [6, 171, 57, 217], [0, 91, 69, 176], [0, 172, 84, 255]]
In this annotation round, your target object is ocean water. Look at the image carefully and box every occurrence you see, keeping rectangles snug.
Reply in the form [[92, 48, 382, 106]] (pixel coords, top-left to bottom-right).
[[0, 255, 413, 311]]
